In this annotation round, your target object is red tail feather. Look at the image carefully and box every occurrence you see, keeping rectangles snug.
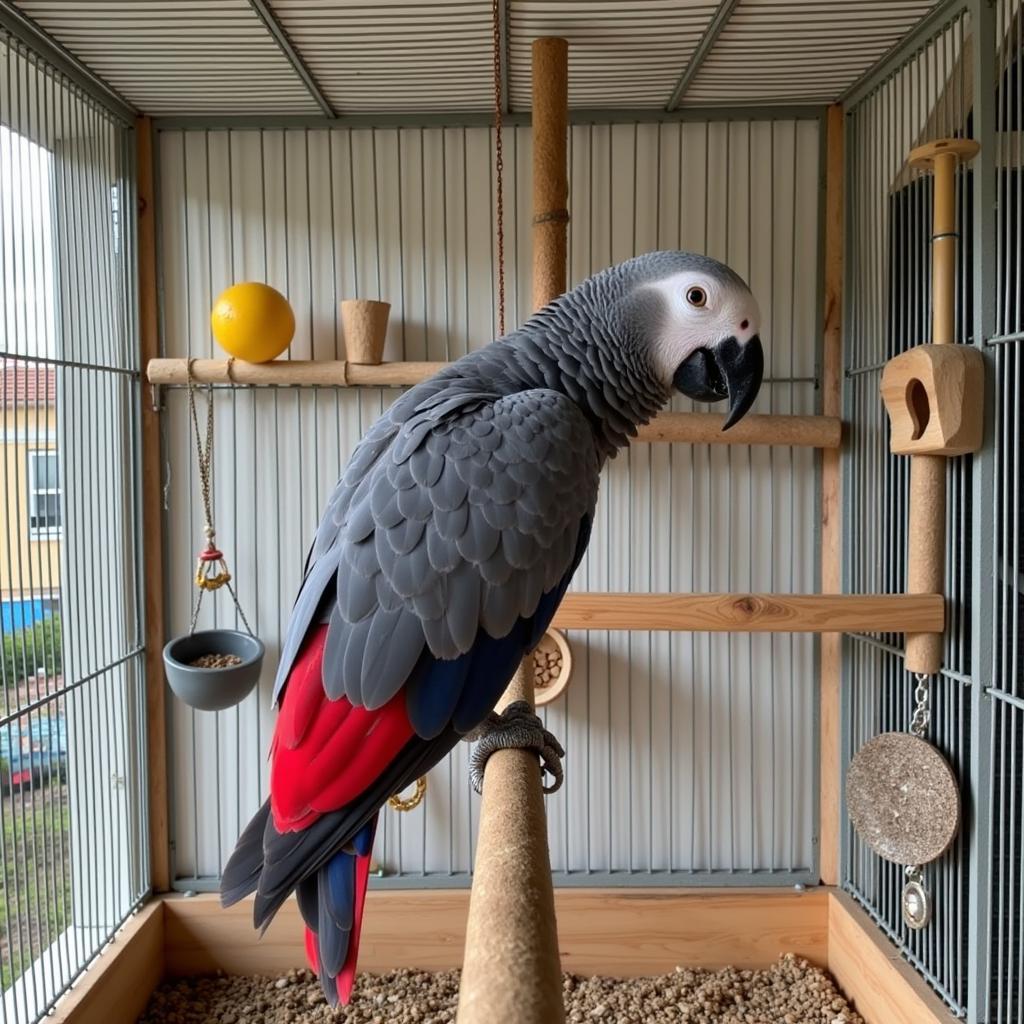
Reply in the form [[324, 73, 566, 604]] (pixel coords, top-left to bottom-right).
[[304, 926, 319, 973], [338, 844, 373, 1003], [301, 843, 374, 1006], [270, 624, 414, 832]]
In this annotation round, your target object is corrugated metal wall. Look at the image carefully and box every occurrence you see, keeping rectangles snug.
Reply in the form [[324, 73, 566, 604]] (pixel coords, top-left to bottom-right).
[[156, 116, 823, 888]]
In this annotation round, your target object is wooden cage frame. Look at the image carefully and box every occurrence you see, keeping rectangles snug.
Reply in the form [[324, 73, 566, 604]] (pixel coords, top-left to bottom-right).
[[52, 890, 955, 1024], [44, 97, 967, 1024]]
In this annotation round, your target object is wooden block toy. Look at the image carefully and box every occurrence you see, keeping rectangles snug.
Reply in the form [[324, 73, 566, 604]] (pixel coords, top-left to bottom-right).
[[880, 343, 984, 456]]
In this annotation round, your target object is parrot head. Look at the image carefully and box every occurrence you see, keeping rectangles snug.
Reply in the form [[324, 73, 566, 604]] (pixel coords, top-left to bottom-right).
[[618, 251, 764, 429]]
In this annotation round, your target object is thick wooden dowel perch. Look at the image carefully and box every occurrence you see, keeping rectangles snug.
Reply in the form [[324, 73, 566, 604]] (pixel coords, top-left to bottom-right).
[[455, 666, 565, 1024], [458, 35, 570, 1024], [930, 149, 958, 348], [531, 37, 569, 311], [906, 456, 946, 671], [893, 138, 979, 674]]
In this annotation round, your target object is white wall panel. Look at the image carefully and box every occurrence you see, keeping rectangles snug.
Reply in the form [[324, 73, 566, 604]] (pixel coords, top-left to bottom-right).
[[157, 117, 821, 885]]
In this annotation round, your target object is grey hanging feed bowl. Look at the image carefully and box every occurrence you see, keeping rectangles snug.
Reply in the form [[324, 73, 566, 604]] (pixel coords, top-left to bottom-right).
[[168, 374, 264, 712], [163, 629, 264, 712]]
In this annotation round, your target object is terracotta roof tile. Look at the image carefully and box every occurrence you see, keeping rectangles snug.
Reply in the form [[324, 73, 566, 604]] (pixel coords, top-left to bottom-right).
[[1, 360, 57, 406]]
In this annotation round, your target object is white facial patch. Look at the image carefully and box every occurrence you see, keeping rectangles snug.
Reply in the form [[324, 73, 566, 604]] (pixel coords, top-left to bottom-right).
[[643, 269, 761, 387]]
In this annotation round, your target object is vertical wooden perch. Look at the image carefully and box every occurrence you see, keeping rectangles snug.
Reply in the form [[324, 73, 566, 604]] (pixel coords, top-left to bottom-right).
[[456, 37, 569, 1024], [531, 37, 569, 312], [880, 139, 982, 675], [456, 668, 564, 1023]]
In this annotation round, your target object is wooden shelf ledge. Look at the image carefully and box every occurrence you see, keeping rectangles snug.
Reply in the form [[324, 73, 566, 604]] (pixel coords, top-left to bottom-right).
[[553, 593, 944, 634], [147, 357, 447, 389], [146, 359, 840, 448]]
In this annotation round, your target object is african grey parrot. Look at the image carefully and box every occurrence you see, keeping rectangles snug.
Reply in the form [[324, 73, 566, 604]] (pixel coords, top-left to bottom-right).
[[221, 251, 764, 1003]]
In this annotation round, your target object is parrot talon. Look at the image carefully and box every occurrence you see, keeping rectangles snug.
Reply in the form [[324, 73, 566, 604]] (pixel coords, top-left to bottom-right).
[[468, 700, 565, 795]]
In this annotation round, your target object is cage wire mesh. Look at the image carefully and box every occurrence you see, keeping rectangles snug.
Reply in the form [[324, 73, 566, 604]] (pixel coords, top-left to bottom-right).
[[0, 25, 146, 1024], [157, 116, 823, 890], [988, 0, 1024, 1019], [842, 5, 977, 1017]]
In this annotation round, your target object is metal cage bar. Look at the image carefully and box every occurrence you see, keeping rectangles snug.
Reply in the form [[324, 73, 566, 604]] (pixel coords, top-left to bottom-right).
[[839, 3, 1024, 1019], [0, 23, 146, 1024]]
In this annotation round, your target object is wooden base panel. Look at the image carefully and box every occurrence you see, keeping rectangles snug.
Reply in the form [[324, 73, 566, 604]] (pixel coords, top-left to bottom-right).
[[50, 889, 957, 1024], [50, 900, 164, 1024], [827, 892, 956, 1024], [164, 888, 830, 978]]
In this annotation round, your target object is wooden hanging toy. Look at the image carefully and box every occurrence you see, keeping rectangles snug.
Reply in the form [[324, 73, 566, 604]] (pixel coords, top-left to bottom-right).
[[848, 137, 981, 931]]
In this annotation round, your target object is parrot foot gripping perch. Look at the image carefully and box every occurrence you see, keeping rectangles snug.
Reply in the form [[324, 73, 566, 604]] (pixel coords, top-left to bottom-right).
[[468, 700, 565, 795]]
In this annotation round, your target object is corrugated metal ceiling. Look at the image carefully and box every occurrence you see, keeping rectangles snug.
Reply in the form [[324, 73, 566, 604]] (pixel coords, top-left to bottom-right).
[[508, 0, 720, 110], [683, 0, 939, 105], [271, 1, 496, 113], [9, 1, 320, 114], [7, 0, 942, 117]]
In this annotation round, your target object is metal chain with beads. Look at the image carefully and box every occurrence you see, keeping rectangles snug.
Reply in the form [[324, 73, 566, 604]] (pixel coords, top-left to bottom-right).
[[902, 671, 935, 930], [186, 359, 254, 637], [910, 672, 931, 737]]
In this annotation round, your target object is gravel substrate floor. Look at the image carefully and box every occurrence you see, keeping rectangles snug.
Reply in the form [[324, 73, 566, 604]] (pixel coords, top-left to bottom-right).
[[138, 954, 864, 1024]]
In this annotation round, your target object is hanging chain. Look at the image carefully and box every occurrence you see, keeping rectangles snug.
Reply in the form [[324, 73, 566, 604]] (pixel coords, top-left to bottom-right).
[[186, 360, 217, 546], [906, 674, 933, 892], [491, 0, 506, 337], [910, 671, 931, 738], [186, 361, 254, 637]]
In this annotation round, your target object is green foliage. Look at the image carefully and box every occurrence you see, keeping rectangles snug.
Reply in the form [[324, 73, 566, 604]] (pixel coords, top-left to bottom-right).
[[3, 614, 62, 687], [0, 783, 71, 991]]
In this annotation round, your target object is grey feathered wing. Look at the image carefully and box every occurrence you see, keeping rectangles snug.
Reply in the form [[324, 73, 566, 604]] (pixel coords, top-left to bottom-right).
[[223, 379, 603, 999], [272, 382, 601, 716]]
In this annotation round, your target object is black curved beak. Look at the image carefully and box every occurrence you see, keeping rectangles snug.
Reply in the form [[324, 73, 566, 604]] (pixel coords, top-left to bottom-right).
[[672, 334, 764, 430]]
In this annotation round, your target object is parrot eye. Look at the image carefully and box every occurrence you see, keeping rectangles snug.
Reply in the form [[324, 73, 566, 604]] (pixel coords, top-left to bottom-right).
[[685, 286, 707, 308]]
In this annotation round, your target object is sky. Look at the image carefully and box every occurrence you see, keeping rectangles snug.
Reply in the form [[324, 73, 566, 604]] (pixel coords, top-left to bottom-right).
[[0, 124, 55, 360]]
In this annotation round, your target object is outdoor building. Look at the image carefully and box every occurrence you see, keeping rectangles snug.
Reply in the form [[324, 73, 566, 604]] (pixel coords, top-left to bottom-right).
[[0, 360, 60, 633]]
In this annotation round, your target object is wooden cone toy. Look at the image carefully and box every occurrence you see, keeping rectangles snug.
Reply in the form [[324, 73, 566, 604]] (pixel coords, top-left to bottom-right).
[[341, 299, 390, 364]]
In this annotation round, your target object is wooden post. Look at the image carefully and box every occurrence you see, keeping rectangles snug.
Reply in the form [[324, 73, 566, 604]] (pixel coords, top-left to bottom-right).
[[900, 138, 979, 675], [530, 37, 569, 310], [819, 104, 844, 886], [456, 668, 565, 1024], [929, 149, 959, 347], [137, 116, 170, 892], [457, 37, 569, 1024]]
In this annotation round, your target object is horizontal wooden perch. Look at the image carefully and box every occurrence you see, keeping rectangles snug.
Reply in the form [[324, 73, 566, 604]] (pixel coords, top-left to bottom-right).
[[147, 357, 447, 389], [552, 593, 944, 634], [146, 359, 840, 448], [639, 412, 839, 448]]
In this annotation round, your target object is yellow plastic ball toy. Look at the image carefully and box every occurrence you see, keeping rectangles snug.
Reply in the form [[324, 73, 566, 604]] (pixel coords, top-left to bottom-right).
[[210, 282, 295, 363]]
